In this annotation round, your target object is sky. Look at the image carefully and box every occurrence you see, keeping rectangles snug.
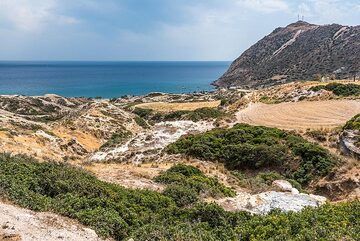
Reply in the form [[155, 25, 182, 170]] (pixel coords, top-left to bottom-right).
[[0, 0, 359, 61]]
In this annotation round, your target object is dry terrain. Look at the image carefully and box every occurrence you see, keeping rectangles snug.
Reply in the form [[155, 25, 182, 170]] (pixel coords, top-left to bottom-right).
[[134, 100, 221, 112], [236, 100, 360, 130], [0, 201, 111, 241]]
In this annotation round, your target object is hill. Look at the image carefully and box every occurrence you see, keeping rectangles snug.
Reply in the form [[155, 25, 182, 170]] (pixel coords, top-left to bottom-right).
[[214, 21, 360, 88]]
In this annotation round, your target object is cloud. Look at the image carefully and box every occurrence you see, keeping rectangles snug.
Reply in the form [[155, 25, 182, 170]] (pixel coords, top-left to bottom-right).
[[295, 0, 360, 25], [239, 0, 290, 13], [0, 0, 358, 60], [0, 0, 79, 32]]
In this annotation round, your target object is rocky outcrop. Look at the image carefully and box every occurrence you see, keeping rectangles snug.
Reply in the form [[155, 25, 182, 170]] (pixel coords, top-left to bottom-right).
[[90, 120, 214, 163], [0, 201, 111, 241], [340, 130, 360, 159], [216, 180, 327, 214], [215, 21, 360, 88]]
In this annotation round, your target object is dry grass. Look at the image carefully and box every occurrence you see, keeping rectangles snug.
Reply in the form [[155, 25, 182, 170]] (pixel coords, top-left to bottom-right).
[[236, 100, 360, 130], [85, 158, 239, 192], [134, 100, 221, 112]]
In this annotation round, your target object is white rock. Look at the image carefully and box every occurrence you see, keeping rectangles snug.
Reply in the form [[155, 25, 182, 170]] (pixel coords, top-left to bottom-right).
[[216, 190, 327, 214], [291, 188, 300, 195], [272, 180, 293, 192]]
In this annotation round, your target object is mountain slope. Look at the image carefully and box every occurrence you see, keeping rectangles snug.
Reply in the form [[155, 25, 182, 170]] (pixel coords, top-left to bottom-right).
[[214, 21, 360, 88]]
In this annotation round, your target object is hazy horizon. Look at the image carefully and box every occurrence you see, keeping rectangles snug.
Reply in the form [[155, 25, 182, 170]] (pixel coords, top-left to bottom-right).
[[0, 0, 359, 61]]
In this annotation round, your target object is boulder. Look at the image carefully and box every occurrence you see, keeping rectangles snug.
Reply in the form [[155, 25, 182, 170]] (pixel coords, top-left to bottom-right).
[[272, 180, 293, 192]]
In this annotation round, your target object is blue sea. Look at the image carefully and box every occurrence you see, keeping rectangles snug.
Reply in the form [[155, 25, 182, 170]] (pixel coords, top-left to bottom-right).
[[0, 61, 230, 98]]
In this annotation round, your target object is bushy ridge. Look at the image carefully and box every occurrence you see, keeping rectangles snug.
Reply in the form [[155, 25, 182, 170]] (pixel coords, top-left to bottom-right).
[[167, 124, 337, 185], [133, 107, 224, 123], [310, 83, 360, 96], [154, 164, 235, 206], [0, 154, 358, 240]]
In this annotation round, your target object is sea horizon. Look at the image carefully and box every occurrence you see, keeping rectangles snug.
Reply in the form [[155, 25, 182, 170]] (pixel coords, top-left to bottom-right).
[[0, 61, 230, 98]]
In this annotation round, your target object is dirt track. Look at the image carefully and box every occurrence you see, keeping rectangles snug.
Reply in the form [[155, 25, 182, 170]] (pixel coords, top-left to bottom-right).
[[236, 100, 360, 130]]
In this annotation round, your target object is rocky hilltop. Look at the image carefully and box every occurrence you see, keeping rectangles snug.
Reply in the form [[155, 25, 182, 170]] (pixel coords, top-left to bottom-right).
[[214, 21, 360, 88]]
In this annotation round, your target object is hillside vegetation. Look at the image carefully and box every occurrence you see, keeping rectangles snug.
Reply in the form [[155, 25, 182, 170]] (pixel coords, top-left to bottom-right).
[[0, 154, 359, 241], [133, 106, 224, 123], [310, 83, 360, 96], [167, 124, 338, 186], [343, 114, 360, 131], [154, 164, 235, 206]]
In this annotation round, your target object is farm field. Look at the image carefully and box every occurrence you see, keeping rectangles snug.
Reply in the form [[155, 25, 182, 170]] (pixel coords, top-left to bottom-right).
[[236, 100, 360, 130]]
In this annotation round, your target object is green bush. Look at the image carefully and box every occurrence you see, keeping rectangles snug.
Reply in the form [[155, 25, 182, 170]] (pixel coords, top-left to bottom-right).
[[187, 107, 223, 122], [133, 107, 153, 118], [155, 164, 235, 206], [231, 171, 302, 193], [134, 116, 149, 129], [0, 154, 174, 240], [167, 124, 337, 185], [133, 107, 224, 123], [100, 130, 132, 149], [310, 83, 360, 96], [163, 184, 199, 207], [343, 114, 360, 131], [0, 154, 358, 241]]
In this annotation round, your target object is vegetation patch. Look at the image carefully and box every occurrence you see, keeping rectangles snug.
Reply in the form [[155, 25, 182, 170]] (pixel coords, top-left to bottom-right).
[[310, 83, 360, 96], [0, 154, 358, 241], [305, 129, 328, 142], [134, 116, 150, 129], [231, 171, 302, 193], [133, 106, 224, 123], [167, 124, 338, 186], [100, 129, 132, 150], [343, 114, 360, 131], [154, 164, 235, 206]]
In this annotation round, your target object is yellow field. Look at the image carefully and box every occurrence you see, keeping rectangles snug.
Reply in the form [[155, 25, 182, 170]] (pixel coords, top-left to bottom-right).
[[236, 100, 360, 130], [135, 100, 221, 112]]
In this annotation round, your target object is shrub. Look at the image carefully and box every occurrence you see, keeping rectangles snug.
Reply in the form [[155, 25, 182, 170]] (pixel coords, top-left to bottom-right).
[[133, 107, 224, 122], [0, 154, 358, 241], [133, 107, 153, 118], [187, 107, 223, 122], [163, 184, 199, 207], [310, 83, 360, 96], [154, 164, 235, 205], [343, 114, 360, 131], [167, 124, 337, 185], [100, 130, 132, 149], [231, 171, 302, 193], [134, 116, 149, 129]]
